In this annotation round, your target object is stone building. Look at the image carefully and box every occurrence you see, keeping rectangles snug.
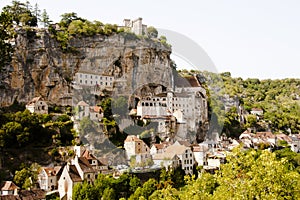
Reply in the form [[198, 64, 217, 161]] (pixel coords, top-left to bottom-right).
[[122, 18, 147, 35], [37, 166, 62, 191], [124, 135, 151, 165], [74, 71, 114, 88], [26, 96, 48, 114]]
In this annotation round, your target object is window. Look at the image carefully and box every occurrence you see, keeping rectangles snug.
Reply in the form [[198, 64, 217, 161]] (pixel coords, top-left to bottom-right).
[[91, 75, 93, 79], [80, 74, 82, 78], [110, 77, 112, 81]]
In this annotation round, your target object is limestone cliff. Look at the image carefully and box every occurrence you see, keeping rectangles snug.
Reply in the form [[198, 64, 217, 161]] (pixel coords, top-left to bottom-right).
[[0, 29, 173, 106]]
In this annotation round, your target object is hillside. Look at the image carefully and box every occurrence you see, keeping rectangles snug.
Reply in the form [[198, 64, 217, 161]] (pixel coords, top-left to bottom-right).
[[179, 70, 300, 137]]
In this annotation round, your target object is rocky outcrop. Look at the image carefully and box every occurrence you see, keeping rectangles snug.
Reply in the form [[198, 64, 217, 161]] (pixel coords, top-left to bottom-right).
[[0, 29, 173, 106]]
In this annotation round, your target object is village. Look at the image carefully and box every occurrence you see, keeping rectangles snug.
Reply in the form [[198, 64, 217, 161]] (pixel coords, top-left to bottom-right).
[[2, 67, 300, 199], [1, 17, 300, 200]]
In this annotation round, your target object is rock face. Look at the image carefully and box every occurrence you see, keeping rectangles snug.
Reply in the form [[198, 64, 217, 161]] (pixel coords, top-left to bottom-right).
[[0, 29, 173, 106]]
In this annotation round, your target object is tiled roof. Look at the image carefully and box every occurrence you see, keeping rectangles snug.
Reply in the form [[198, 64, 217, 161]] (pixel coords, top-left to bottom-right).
[[78, 157, 95, 173], [1, 181, 19, 191], [0, 195, 21, 200], [90, 106, 102, 113], [68, 165, 82, 182], [19, 189, 46, 200], [165, 143, 189, 155], [178, 141, 191, 147], [153, 152, 177, 160], [81, 150, 97, 160], [26, 96, 43, 106], [124, 135, 143, 142]]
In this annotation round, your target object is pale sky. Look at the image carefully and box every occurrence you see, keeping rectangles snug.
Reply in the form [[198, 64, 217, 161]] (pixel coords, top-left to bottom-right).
[[1, 0, 300, 80]]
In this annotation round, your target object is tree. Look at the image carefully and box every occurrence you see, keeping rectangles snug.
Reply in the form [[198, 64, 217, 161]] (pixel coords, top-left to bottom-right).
[[147, 26, 158, 38], [14, 163, 40, 189], [41, 9, 51, 27], [213, 147, 300, 199], [102, 187, 116, 199]]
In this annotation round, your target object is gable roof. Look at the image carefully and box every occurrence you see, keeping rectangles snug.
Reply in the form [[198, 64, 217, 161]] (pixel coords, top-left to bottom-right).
[[18, 189, 46, 200], [1, 181, 19, 191], [26, 97, 44, 106], [177, 141, 191, 147], [67, 165, 82, 182], [165, 143, 189, 155], [152, 152, 179, 160], [78, 157, 95, 173], [124, 135, 143, 143], [81, 150, 97, 160]]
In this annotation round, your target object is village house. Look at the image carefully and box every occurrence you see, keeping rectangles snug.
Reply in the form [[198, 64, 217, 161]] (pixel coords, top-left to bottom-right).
[[26, 96, 48, 114], [150, 141, 171, 155], [0, 181, 19, 196], [58, 164, 82, 200], [74, 101, 103, 122], [81, 149, 109, 174], [58, 146, 109, 199], [191, 144, 209, 166], [124, 135, 151, 165], [152, 153, 181, 170], [37, 166, 62, 191], [156, 142, 195, 174]]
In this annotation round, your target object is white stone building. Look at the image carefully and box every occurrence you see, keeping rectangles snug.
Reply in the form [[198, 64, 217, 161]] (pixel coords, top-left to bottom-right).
[[26, 96, 48, 114], [123, 18, 147, 35], [74, 71, 114, 88], [162, 142, 195, 174], [38, 166, 62, 191], [124, 135, 151, 164]]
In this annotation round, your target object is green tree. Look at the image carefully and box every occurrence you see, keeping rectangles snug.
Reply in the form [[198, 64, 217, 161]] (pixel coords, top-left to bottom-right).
[[147, 26, 158, 38], [41, 9, 51, 27]]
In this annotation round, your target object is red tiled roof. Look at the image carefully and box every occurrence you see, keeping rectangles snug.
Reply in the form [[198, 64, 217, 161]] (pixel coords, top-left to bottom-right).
[[124, 135, 143, 142], [1, 181, 19, 191], [78, 157, 95, 173], [90, 106, 102, 113], [81, 150, 97, 160]]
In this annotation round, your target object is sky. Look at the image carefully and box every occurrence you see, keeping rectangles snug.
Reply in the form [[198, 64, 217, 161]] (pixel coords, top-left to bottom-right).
[[1, 0, 300, 80]]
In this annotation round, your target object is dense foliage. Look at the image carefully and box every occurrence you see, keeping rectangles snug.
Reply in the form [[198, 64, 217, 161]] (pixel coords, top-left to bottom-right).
[[179, 70, 300, 137], [0, 110, 75, 148], [71, 147, 300, 199]]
